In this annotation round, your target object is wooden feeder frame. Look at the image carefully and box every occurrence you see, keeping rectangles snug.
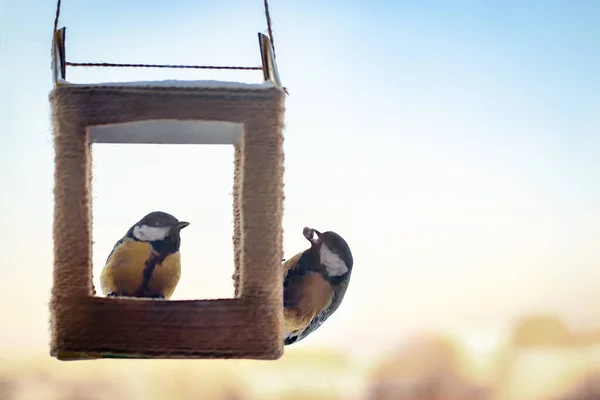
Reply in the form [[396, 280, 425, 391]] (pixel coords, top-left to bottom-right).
[[49, 27, 286, 361]]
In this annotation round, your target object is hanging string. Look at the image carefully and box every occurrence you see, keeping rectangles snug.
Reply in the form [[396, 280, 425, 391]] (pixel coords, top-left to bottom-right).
[[64, 62, 262, 70], [263, 0, 276, 59], [52, 0, 278, 71], [53, 0, 62, 39]]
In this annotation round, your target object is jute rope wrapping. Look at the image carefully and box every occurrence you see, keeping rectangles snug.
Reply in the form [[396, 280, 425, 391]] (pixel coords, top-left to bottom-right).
[[232, 145, 242, 298], [49, 83, 286, 359]]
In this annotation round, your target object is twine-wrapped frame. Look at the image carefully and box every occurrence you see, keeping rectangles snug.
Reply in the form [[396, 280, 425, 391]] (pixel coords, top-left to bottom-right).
[[49, 28, 286, 361]]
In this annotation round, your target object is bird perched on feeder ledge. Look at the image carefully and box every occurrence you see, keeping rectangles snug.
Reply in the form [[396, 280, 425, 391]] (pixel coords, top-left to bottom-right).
[[282, 226, 354, 345], [100, 211, 190, 300]]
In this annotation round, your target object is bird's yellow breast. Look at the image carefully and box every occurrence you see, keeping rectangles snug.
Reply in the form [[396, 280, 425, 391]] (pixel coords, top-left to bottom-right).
[[148, 251, 181, 299], [283, 271, 333, 332], [99, 240, 181, 299]]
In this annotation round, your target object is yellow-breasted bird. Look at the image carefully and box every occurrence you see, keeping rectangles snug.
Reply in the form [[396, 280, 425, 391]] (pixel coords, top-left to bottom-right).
[[100, 211, 190, 299], [282, 226, 353, 345]]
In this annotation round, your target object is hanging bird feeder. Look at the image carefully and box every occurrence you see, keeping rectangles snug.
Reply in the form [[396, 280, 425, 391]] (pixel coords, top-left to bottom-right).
[[49, 0, 286, 361]]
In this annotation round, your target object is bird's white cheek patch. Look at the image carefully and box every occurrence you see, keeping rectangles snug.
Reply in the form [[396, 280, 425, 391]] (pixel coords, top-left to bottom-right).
[[319, 244, 348, 276], [133, 225, 170, 241]]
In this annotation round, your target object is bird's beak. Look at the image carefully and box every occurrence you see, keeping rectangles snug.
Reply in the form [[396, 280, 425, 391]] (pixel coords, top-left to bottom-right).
[[175, 221, 190, 230], [303, 227, 314, 241], [303, 227, 321, 243]]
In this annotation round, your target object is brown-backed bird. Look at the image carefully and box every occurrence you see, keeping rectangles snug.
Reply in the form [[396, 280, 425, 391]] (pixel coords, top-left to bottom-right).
[[99, 211, 190, 299], [282, 226, 353, 345]]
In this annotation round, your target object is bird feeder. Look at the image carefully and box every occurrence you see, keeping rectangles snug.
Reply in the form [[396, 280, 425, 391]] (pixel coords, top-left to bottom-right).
[[49, 22, 286, 360]]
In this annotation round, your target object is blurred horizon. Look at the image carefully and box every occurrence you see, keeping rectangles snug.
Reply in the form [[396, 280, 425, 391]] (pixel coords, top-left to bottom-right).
[[2, 313, 600, 399]]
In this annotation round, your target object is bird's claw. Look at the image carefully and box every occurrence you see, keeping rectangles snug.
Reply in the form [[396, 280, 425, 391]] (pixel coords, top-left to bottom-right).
[[107, 291, 164, 299]]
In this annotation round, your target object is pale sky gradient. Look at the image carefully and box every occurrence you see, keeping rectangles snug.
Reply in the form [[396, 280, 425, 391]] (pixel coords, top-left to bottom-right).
[[1, 0, 599, 360]]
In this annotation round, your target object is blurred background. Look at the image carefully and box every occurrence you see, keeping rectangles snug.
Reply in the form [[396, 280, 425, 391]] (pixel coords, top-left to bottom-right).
[[1, 0, 599, 399]]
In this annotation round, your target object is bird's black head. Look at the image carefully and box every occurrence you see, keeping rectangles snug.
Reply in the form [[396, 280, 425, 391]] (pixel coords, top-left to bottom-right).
[[127, 211, 190, 255], [303, 226, 353, 280]]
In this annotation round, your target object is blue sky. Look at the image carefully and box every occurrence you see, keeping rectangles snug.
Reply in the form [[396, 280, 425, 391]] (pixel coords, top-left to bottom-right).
[[1, 0, 599, 358]]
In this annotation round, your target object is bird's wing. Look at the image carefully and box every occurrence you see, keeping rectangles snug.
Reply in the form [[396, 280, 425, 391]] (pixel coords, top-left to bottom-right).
[[282, 250, 304, 277], [284, 299, 335, 345], [105, 237, 126, 264], [99, 236, 128, 295]]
